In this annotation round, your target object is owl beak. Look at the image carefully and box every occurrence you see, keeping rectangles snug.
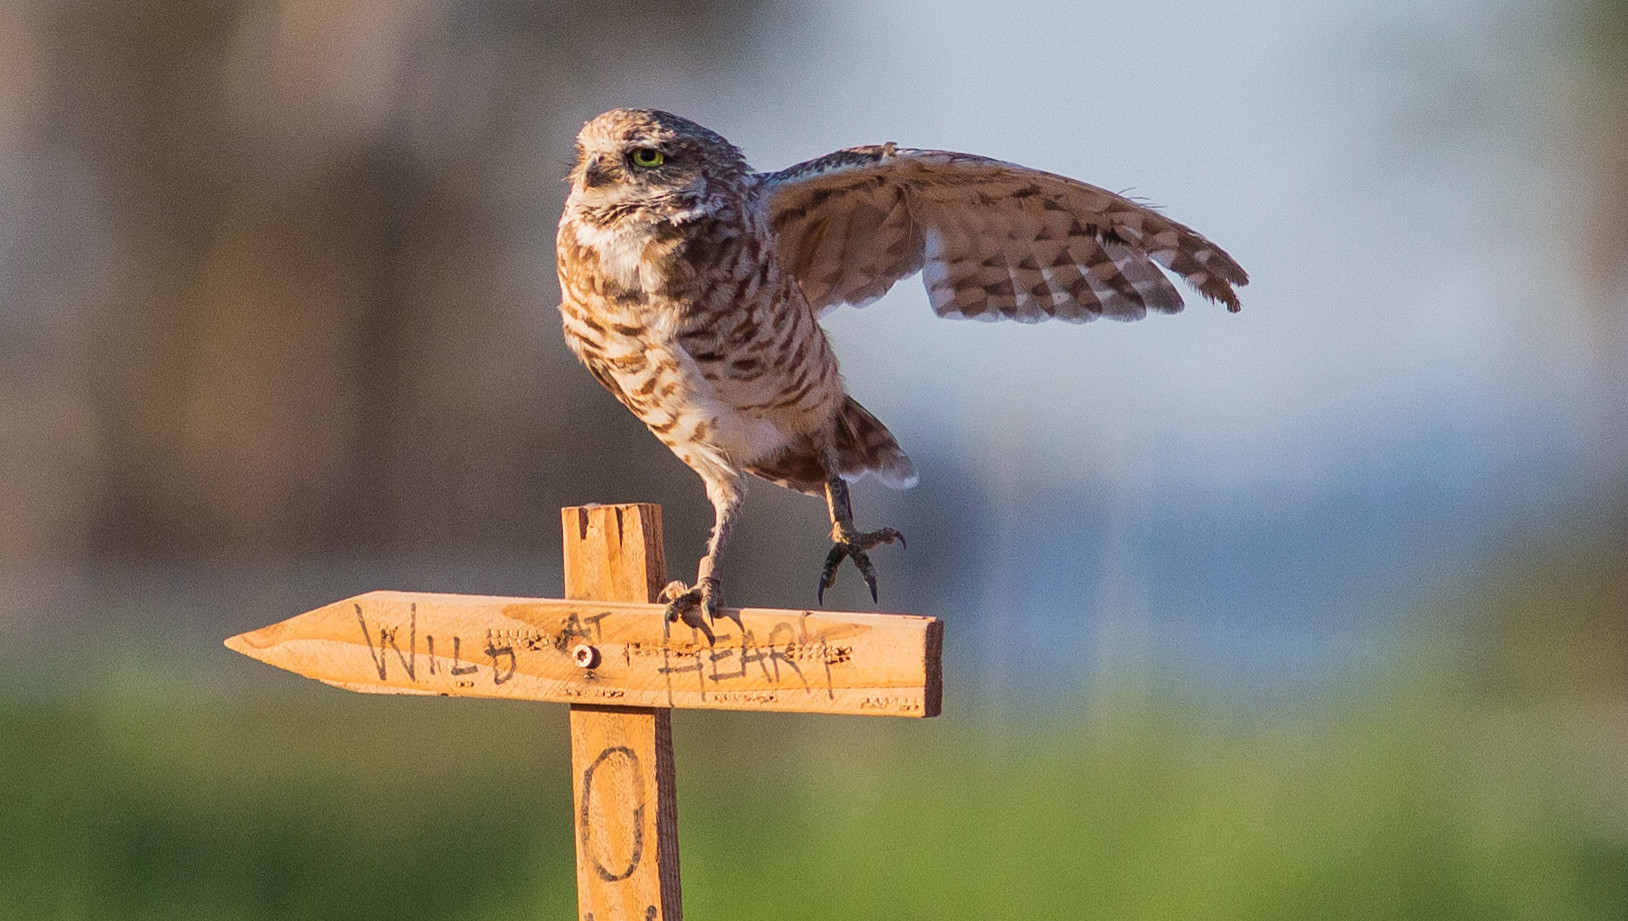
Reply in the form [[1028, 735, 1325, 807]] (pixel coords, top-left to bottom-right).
[[581, 154, 609, 188]]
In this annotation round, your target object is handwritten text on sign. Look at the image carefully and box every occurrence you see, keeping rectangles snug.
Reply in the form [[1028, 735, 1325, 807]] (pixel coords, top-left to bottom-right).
[[226, 591, 942, 717]]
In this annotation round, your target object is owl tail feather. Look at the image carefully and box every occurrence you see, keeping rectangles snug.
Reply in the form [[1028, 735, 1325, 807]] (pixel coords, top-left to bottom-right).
[[833, 396, 918, 490], [744, 397, 917, 495]]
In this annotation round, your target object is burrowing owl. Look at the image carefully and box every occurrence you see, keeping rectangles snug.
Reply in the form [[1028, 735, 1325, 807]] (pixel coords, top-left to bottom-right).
[[556, 108, 1247, 621]]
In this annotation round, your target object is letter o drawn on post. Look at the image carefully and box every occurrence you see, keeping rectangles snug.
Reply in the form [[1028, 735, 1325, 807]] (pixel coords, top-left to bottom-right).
[[580, 745, 645, 882]]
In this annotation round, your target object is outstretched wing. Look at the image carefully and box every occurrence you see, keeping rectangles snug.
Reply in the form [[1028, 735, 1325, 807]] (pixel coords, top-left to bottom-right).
[[759, 145, 1247, 322]]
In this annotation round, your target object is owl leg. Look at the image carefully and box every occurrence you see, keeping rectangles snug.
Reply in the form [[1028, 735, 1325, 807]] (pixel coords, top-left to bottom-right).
[[817, 474, 905, 604], [661, 474, 742, 624]]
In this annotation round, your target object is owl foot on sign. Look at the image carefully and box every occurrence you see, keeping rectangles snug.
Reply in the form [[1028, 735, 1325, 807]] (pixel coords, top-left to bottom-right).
[[661, 576, 721, 626], [817, 524, 906, 605]]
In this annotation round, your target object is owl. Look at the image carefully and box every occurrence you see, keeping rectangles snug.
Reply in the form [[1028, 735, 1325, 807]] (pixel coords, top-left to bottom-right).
[[556, 108, 1246, 622]]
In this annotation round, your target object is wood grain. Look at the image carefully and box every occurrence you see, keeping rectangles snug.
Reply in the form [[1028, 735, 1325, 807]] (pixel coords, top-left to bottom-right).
[[564, 504, 681, 921], [562, 503, 669, 606]]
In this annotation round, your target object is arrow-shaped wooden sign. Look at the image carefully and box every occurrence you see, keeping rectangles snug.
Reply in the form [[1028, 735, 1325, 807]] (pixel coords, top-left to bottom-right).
[[227, 589, 941, 717]]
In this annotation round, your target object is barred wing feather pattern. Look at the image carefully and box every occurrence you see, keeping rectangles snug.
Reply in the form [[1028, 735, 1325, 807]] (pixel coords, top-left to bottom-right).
[[762, 146, 1248, 322]]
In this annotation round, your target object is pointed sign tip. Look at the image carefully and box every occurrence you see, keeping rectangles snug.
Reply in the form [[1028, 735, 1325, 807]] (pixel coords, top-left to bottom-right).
[[224, 624, 278, 661]]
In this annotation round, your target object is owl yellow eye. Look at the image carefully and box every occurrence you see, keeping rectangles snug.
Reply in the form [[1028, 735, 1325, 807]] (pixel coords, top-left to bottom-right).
[[630, 147, 665, 168]]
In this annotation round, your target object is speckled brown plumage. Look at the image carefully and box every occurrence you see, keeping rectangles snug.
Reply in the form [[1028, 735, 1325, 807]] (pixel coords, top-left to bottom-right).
[[556, 108, 1247, 620]]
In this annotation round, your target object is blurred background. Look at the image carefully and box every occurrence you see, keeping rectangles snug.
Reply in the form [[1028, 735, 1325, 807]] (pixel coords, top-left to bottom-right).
[[2, 0, 1625, 917]]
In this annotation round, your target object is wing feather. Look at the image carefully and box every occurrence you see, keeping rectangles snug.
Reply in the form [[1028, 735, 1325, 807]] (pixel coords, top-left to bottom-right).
[[759, 146, 1247, 321]]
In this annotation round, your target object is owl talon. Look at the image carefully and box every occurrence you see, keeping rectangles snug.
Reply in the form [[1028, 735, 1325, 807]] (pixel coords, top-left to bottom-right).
[[848, 547, 880, 602], [658, 581, 691, 605], [817, 545, 845, 604], [661, 577, 721, 625], [816, 527, 904, 605]]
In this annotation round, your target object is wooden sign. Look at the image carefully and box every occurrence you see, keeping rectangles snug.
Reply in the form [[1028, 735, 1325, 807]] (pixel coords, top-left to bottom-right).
[[225, 503, 944, 921], [225, 590, 941, 717]]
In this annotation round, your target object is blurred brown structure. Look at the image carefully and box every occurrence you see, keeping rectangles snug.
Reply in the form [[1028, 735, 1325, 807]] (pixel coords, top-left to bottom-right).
[[1574, 0, 1628, 512], [0, 0, 767, 563]]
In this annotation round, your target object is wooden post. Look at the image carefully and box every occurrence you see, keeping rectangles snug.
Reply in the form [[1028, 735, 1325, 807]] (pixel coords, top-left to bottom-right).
[[562, 504, 681, 921]]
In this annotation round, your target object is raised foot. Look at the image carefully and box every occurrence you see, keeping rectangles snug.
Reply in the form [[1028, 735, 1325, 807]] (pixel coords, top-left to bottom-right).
[[818, 526, 906, 605], [660, 577, 721, 625]]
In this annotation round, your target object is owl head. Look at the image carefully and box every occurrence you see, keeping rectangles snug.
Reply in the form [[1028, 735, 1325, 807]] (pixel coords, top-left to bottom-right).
[[567, 109, 749, 220]]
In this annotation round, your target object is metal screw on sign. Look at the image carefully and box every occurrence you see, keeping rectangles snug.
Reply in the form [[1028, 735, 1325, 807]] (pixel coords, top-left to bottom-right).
[[572, 644, 601, 669]]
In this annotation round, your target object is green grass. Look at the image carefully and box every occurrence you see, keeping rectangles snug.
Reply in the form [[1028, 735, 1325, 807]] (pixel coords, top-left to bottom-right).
[[3, 672, 1623, 920], [0, 693, 578, 920]]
